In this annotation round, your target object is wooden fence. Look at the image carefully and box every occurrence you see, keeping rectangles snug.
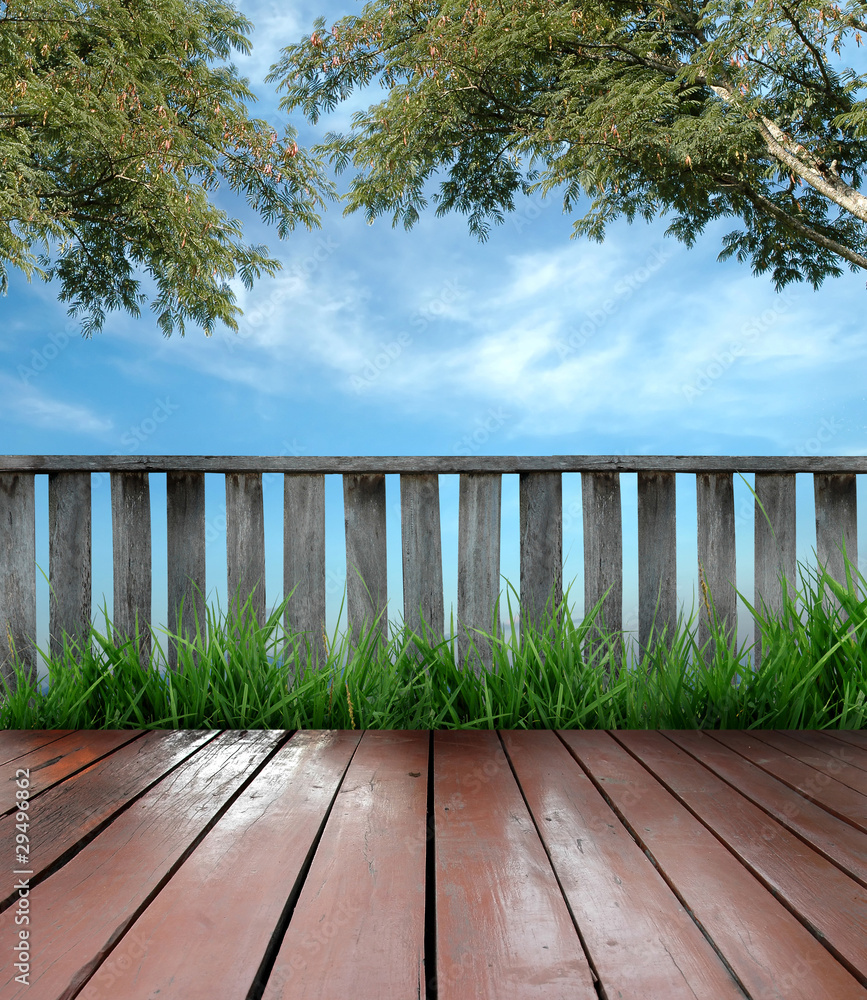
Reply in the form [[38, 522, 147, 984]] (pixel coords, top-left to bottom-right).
[[0, 456, 862, 695]]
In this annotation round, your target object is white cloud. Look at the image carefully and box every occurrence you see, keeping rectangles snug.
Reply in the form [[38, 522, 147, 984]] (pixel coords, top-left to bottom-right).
[[0, 378, 114, 435]]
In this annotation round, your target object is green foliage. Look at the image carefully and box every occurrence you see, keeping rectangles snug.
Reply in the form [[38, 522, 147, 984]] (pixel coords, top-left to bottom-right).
[[268, 0, 867, 290], [0, 0, 337, 336]]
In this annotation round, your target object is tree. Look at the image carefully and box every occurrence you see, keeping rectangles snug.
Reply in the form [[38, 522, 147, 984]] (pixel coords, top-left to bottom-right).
[[268, 0, 867, 292], [0, 0, 338, 336]]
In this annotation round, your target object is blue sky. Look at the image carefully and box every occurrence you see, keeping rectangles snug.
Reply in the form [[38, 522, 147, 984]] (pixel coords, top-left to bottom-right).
[[4, 0, 867, 680]]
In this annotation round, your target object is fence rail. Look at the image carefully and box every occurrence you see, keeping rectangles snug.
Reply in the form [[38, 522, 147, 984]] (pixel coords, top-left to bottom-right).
[[0, 456, 861, 694]]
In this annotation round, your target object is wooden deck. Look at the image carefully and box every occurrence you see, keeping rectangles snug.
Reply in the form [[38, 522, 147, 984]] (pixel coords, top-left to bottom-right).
[[1, 729, 866, 1000]]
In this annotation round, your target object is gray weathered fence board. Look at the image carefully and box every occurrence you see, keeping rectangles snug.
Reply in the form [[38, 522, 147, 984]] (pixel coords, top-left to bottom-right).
[[166, 471, 206, 671], [0, 474, 36, 692], [343, 474, 388, 647], [582, 471, 623, 672], [400, 473, 444, 644], [696, 473, 737, 663], [7, 455, 867, 473], [225, 473, 266, 628], [519, 472, 562, 637], [457, 473, 502, 675], [814, 473, 858, 611], [110, 471, 152, 663], [48, 472, 92, 661], [754, 473, 797, 669], [637, 471, 677, 659], [284, 473, 327, 673]]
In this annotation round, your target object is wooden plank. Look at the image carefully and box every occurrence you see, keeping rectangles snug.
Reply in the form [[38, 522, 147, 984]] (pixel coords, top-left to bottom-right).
[[829, 730, 867, 753], [500, 730, 745, 999], [0, 473, 36, 694], [343, 473, 388, 649], [749, 730, 867, 798], [110, 471, 152, 664], [666, 729, 867, 886], [616, 730, 867, 982], [434, 730, 597, 1000], [400, 472, 444, 646], [696, 472, 737, 664], [76, 731, 362, 1000], [784, 730, 867, 773], [0, 730, 287, 1000], [559, 729, 867, 1000], [166, 471, 206, 672], [815, 473, 859, 614], [710, 730, 867, 835], [284, 473, 327, 675], [637, 471, 677, 659], [0, 730, 142, 815], [48, 471, 92, 660], [261, 731, 427, 1000], [0, 732, 215, 907], [225, 471, 266, 628], [0, 731, 74, 767], [457, 472, 501, 676], [7, 455, 867, 474], [582, 471, 623, 673], [754, 472, 796, 669], [519, 471, 562, 640]]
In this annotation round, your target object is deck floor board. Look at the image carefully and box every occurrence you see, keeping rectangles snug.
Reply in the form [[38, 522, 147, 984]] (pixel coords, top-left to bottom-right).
[[0, 729, 864, 1000]]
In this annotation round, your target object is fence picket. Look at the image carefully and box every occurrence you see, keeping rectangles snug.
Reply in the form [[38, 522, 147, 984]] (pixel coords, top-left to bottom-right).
[[696, 473, 736, 664], [400, 473, 444, 650], [343, 474, 388, 649], [226, 473, 265, 628], [284, 473, 327, 675], [458, 473, 501, 675], [637, 471, 676, 660], [582, 471, 623, 674], [814, 473, 858, 616], [167, 472, 206, 671], [754, 473, 796, 669], [111, 471, 152, 664], [0, 474, 36, 693], [519, 472, 562, 640], [48, 472, 92, 661]]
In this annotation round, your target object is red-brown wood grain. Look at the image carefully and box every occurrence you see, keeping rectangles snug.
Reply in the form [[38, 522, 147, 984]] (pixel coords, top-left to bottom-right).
[[0, 730, 287, 1000], [753, 730, 867, 795], [783, 730, 867, 774], [434, 730, 597, 1000], [560, 729, 867, 1000], [74, 730, 362, 1000], [616, 730, 867, 982], [500, 729, 746, 999], [666, 729, 867, 886], [0, 731, 74, 767], [261, 730, 429, 1000]]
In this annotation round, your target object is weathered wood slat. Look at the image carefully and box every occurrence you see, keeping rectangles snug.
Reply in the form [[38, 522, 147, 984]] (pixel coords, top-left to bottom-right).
[[400, 472, 444, 645], [782, 729, 867, 775], [710, 731, 867, 835], [284, 473, 327, 674], [754, 473, 797, 669], [0, 731, 73, 767], [748, 730, 867, 798], [48, 471, 92, 661], [667, 730, 867, 887], [696, 472, 736, 663], [581, 471, 623, 673], [0, 730, 286, 1000], [166, 471, 206, 671], [7, 454, 867, 473], [457, 473, 501, 675], [263, 731, 426, 1000], [0, 473, 36, 695], [434, 730, 597, 1000], [343, 473, 388, 648], [501, 730, 745, 999], [225, 472, 265, 628], [617, 730, 867, 981], [637, 471, 677, 659], [110, 471, 152, 664], [814, 473, 859, 613], [519, 471, 562, 640], [79, 731, 363, 1000], [561, 729, 867, 1000]]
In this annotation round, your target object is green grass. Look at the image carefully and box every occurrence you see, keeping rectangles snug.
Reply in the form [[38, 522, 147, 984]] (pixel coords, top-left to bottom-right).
[[1, 552, 866, 731]]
